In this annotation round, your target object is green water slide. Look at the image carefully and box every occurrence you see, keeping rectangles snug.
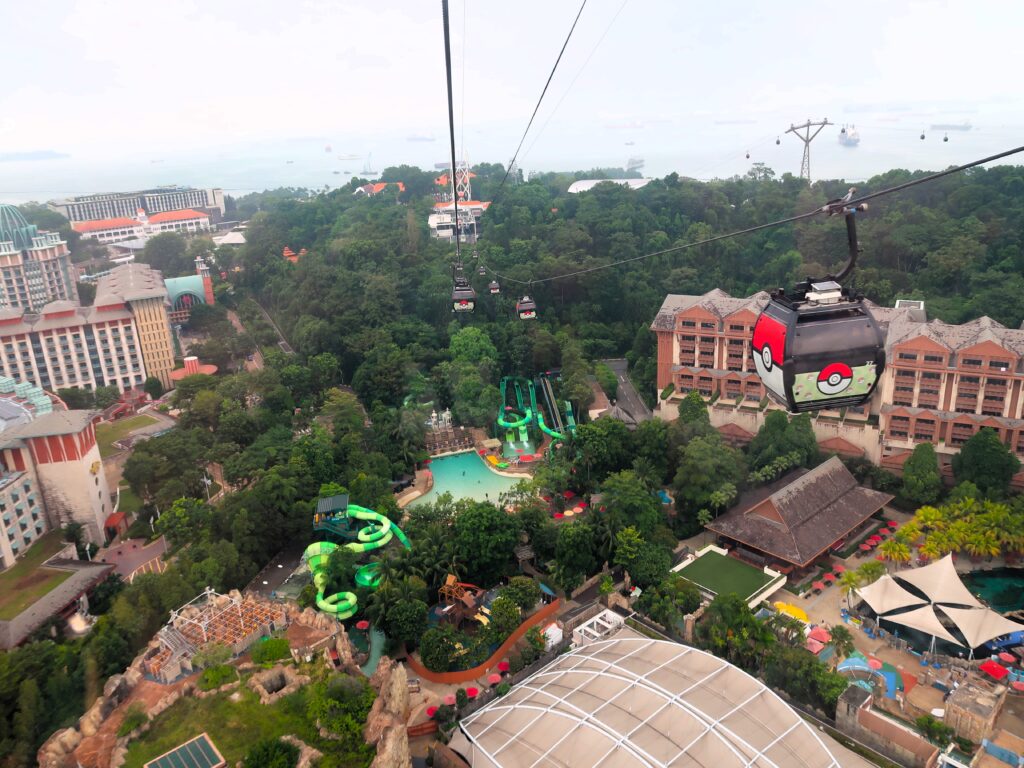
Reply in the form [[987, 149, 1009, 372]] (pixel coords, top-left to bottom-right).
[[497, 377, 532, 429], [304, 504, 411, 620], [535, 375, 568, 440]]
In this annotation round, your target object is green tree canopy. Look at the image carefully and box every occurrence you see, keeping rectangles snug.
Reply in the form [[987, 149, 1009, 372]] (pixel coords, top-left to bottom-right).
[[900, 442, 943, 506], [951, 428, 1020, 496]]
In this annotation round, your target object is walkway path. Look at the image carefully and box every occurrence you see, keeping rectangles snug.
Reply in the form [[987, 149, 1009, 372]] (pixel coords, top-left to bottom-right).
[[249, 300, 293, 354], [601, 358, 652, 421], [227, 309, 264, 371]]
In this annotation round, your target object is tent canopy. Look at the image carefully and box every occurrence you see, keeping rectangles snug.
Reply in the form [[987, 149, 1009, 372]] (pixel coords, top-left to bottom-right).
[[893, 555, 985, 609], [939, 605, 1024, 649], [886, 604, 963, 645], [857, 575, 924, 614]]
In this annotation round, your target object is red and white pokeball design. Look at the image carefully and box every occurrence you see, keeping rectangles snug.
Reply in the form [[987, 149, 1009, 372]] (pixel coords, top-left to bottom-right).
[[817, 362, 853, 395]]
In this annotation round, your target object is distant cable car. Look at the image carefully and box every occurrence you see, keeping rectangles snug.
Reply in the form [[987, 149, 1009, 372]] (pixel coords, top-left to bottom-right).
[[745, 151, 750, 159], [776, 137, 781, 145], [516, 295, 537, 320], [943, 133, 949, 143], [920, 132, 926, 140], [488, 280, 501, 295], [478, 265, 487, 276], [451, 266, 476, 313], [751, 192, 885, 412]]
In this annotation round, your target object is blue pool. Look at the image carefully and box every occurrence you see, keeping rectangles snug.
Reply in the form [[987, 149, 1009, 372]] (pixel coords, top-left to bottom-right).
[[411, 451, 520, 507], [963, 568, 1024, 613]]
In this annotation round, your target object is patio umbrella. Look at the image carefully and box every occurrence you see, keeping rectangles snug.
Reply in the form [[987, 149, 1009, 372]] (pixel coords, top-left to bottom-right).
[[422, 459, 432, 465], [833, 564, 846, 573], [553, 512, 564, 519], [808, 626, 832, 643], [979, 660, 1009, 680], [869, 535, 882, 542], [805, 638, 825, 654], [823, 573, 836, 582], [859, 543, 872, 552], [563, 490, 576, 499], [875, 555, 886, 561], [868, 658, 883, 670], [444, 694, 457, 706], [563, 509, 575, 517], [466, 687, 479, 698], [998, 652, 1017, 664], [879, 528, 891, 536], [355, 620, 370, 631], [426, 706, 438, 718], [497, 661, 510, 672], [1013, 681, 1024, 692], [812, 581, 826, 592], [488, 673, 502, 685], [887, 520, 898, 528]]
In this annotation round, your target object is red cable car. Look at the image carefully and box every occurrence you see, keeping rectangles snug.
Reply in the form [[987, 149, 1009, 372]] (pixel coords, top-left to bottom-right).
[[751, 194, 885, 412], [451, 265, 475, 313], [516, 295, 537, 320]]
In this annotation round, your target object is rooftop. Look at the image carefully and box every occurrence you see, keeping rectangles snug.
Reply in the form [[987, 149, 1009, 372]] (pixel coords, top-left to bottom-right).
[[143, 733, 226, 768], [674, 550, 775, 602], [0, 204, 41, 250], [94, 262, 168, 304], [707, 457, 892, 567], [451, 634, 871, 767], [147, 208, 209, 224], [71, 217, 142, 233], [1, 409, 95, 440]]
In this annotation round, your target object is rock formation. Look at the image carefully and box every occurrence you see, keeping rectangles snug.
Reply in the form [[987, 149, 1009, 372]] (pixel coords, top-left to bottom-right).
[[370, 725, 412, 768]]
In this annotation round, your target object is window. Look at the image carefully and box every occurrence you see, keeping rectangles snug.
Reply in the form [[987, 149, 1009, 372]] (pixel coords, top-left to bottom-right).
[[987, 378, 1007, 387], [923, 354, 944, 363], [963, 358, 982, 367], [898, 352, 917, 361], [961, 376, 980, 385], [989, 360, 1011, 371], [895, 386, 914, 393], [680, 320, 696, 328], [922, 371, 941, 380], [729, 324, 745, 332], [700, 322, 716, 329]]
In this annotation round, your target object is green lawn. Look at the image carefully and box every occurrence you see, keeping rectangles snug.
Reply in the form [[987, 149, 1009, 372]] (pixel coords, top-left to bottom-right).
[[0, 531, 73, 620], [123, 686, 368, 768], [96, 414, 159, 458], [118, 485, 143, 515], [676, 550, 775, 601]]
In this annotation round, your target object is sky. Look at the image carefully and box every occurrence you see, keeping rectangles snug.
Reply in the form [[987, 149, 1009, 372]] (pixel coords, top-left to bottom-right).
[[2, 0, 1024, 201]]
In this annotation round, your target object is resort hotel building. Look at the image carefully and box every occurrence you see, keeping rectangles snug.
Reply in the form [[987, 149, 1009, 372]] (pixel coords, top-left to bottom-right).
[[0, 383, 110, 567], [72, 208, 213, 245], [651, 291, 1024, 485], [48, 186, 225, 223], [0, 205, 77, 312]]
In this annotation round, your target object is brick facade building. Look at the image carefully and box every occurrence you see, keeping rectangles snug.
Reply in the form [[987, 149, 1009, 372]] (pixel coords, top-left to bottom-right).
[[651, 290, 1024, 484]]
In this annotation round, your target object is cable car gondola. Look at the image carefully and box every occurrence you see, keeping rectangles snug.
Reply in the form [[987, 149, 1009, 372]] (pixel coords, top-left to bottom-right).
[[488, 280, 500, 295], [751, 193, 885, 413], [516, 295, 537, 320], [451, 267, 476, 313]]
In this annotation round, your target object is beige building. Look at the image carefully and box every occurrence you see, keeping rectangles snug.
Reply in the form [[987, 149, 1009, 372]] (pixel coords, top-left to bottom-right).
[[95, 264, 176, 390], [0, 205, 77, 311], [651, 291, 1024, 486], [49, 186, 225, 223]]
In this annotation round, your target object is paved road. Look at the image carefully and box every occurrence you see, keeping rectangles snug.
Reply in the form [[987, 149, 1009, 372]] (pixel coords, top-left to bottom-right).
[[602, 358, 652, 423], [227, 309, 265, 371], [246, 544, 306, 598], [250, 300, 294, 355]]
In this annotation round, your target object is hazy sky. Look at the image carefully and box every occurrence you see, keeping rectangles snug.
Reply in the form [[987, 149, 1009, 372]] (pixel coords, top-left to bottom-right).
[[3, 0, 1024, 193]]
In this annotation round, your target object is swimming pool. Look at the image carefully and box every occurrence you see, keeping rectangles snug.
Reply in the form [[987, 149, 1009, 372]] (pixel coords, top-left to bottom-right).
[[963, 568, 1024, 613], [411, 451, 520, 507]]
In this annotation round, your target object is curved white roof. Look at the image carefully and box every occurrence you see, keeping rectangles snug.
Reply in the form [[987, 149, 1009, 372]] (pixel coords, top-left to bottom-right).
[[451, 636, 868, 768]]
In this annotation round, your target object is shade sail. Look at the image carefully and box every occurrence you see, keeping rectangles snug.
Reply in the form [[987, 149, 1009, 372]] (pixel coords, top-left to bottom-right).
[[857, 575, 924, 615], [939, 605, 1024, 649], [885, 604, 962, 646], [774, 602, 809, 623], [806, 638, 825, 654], [893, 555, 985, 609]]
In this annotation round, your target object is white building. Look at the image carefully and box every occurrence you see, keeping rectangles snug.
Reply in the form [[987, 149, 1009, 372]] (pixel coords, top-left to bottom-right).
[[49, 187, 225, 223], [73, 209, 210, 243], [71, 217, 146, 244]]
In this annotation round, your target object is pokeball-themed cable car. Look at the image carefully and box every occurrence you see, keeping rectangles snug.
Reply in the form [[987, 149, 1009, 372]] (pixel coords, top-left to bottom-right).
[[516, 294, 537, 320], [451, 265, 476, 313], [488, 280, 501, 295], [751, 192, 886, 413]]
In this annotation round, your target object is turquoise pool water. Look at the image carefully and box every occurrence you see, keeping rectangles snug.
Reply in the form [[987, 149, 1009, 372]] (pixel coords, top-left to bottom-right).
[[964, 568, 1024, 613], [411, 451, 519, 507]]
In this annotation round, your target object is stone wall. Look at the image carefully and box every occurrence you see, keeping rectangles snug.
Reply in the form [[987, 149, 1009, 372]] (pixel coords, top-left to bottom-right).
[[362, 656, 411, 768], [835, 686, 938, 768]]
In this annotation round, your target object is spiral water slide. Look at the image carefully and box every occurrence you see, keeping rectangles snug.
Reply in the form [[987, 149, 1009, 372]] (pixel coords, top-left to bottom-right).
[[303, 505, 411, 620], [497, 376, 533, 429]]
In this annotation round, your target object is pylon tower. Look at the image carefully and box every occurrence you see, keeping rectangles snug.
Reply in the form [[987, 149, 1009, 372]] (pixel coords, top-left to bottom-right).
[[785, 118, 833, 183]]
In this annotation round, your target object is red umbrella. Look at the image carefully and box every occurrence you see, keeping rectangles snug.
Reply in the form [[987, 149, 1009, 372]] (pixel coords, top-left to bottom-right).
[[887, 520, 898, 528], [812, 581, 826, 591], [426, 706, 438, 718], [563, 490, 576, 499], [869, 535, 882, 543], [998, 652, 1017, 664], [466, 687, 479, 698], [833, 564, 846, 573], [422, 459, 432, 465], [355, 620, 370, 631], [1012, 681, 1024, 692], [444, 693, 457, 706], [488, 673, 502, 685], [553, 512, 564, 519], [859, 543, 872, 552], [520, 455, 534, 463], [497, 661, 510, 672], [868, 658, 883, 670], [879, 528, 892, 536], [808, 626, 832, 643], [980, 660, 1009, 680], [823, 573, 836, 582], [875, 555, 886, 561]]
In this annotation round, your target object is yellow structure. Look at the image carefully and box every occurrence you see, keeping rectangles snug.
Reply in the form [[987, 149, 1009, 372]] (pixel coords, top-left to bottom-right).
[[774, 602, 809, 623], [95, 264, 176, 390]]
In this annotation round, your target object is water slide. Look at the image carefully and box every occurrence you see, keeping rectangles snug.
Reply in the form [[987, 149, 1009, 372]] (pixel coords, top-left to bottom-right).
[[536, 375, 570, 440], [496, 377, 532, 429], [304, 504, 411, 620]]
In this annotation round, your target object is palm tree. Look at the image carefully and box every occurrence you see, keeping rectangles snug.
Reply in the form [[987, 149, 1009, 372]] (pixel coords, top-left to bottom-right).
[[857, 560, 886, 585], [879, 538, 911, 567], [830, 625, 855, 662], [697, 509, 713, 547], [914, 505, 945, 532], [838, 570, 863, 610], [919, 537, 942, 561], [767, 614, 805, 646], [894, 521, 921, 546]]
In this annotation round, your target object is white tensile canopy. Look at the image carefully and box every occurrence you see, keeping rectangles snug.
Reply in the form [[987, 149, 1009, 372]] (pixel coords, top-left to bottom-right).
[[855, 556, 1024, 649], [893, 555, 985, 609]]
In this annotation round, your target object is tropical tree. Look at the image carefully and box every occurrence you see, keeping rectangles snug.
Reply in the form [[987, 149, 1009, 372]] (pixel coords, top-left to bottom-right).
[[838, 570, 863, 610], [879, 538, 911, 567], [900, 442, 942, 507], [856, 560, 886, 585], [829, 625, 855, 661], [951, 427, 1020, 497], [696, 509, 713, 546]]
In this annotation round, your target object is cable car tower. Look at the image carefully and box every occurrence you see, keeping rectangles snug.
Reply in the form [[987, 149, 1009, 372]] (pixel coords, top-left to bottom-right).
[[785, 118, 833, 182]]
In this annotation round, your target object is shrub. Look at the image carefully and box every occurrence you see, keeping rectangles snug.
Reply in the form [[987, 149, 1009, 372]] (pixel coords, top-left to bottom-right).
[[117, 703, 148, 737], [509, 654, 526, 674], [419, 627, 457, 672], [243, 737, 299, 768], [250, 637, 290, 665], [501, 576, 542, 612], [495, 681, 511, 696], [455, 688, 468, 709], [595, 363, 619, 400], [198, 664, 238, 691], [660, 384, 674, 401], [192, 642, 232, 669]]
